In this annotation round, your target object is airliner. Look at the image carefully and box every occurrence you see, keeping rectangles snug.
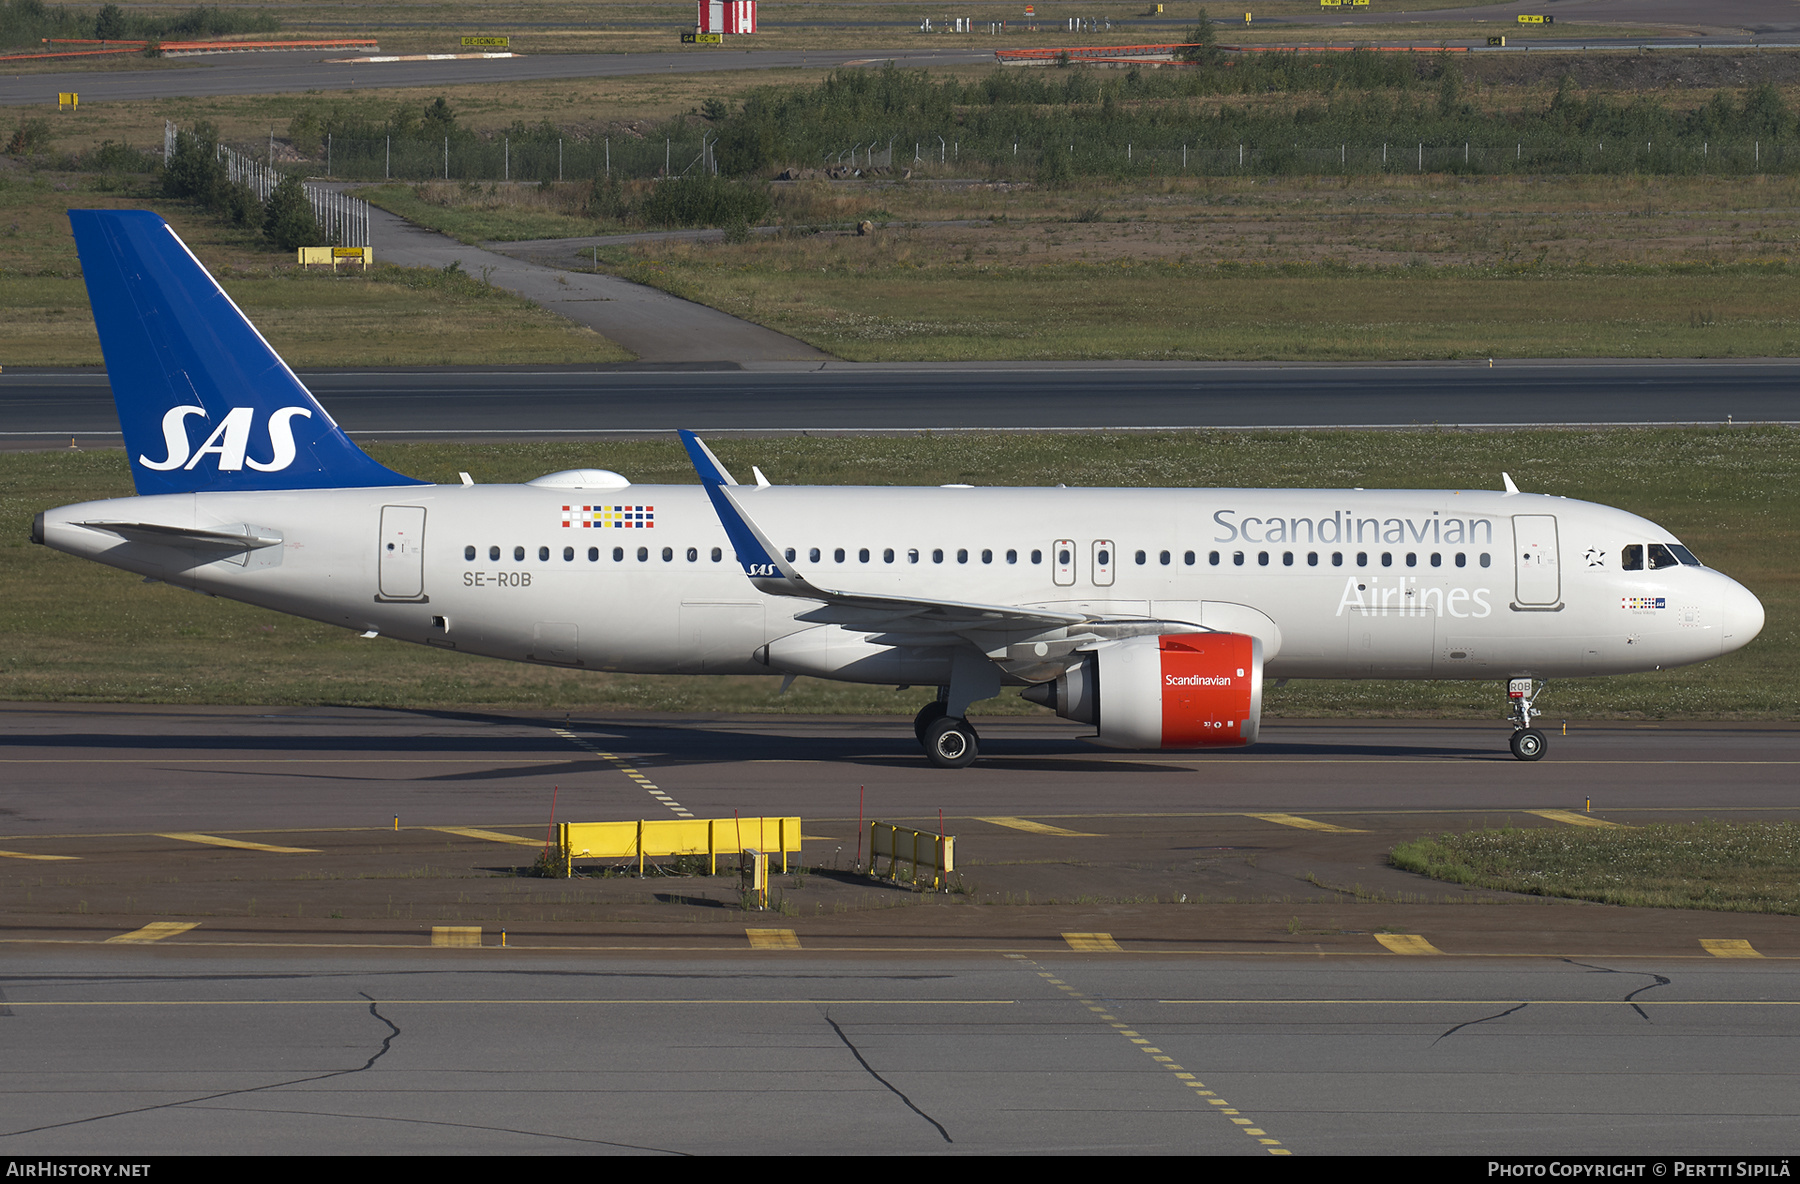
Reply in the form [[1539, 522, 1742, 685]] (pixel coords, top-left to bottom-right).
[[31, 211, 1765, 767]]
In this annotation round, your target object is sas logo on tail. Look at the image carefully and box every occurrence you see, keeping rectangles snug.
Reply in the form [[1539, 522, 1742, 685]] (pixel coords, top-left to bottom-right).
[[139, 405, 313, 473]]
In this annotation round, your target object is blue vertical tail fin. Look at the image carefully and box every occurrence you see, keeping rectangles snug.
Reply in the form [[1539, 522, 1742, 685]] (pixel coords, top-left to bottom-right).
[[70, 209, 422, 495]]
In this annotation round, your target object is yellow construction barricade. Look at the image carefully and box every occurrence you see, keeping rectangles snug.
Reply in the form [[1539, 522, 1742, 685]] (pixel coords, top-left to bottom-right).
[[558, 816, 800, 877], [868, 821, 955, 889]]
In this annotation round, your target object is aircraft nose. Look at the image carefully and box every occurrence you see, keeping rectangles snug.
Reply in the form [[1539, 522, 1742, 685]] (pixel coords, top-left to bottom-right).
[[1717, 576, 1765, 656]]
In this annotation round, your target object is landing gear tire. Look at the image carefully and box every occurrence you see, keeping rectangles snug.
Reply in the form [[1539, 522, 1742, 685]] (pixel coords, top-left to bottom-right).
[[913, 700, 949, 743], [922, 716, 980, 769], [1509, 728, 1547, 762]]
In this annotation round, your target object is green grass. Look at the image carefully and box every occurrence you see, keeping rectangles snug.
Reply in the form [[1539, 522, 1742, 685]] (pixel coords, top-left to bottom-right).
[[356, 182, 609, 244], [615, 256, 1800, 363], [4, 429, 1795, 716], [1391, 821, 1800, 914]]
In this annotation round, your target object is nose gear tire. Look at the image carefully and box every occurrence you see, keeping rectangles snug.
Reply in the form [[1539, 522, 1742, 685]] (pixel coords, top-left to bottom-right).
[[1509, 728, 1547, 761]]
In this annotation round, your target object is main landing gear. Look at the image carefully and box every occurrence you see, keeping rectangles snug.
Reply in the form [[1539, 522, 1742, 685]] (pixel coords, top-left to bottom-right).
[[1506, 677, 1548, 762], [914, 699, 980, 769], [913, 656, 1002, 769]]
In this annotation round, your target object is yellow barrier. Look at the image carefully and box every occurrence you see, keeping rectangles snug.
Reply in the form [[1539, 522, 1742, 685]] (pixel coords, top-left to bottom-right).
[[868, 821, 955, 889], [57, 92, 77, 110], [298, 246, 371, 268], [559, 816, 800, 877]]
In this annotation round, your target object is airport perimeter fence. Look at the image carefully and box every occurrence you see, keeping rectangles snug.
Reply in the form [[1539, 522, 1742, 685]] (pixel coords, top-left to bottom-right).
[[166, 121, 370, 248], [279, 132, 1800, 184], [310, 133, 722, 184], [887, 135, 1800, 178]]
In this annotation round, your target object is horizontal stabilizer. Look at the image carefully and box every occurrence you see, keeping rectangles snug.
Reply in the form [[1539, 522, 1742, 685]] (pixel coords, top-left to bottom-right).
[[78, 520, 283, 550]]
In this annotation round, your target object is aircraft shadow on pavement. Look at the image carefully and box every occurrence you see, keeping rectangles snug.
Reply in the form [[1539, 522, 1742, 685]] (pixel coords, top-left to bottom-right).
[[6, 707, 1509, 774]]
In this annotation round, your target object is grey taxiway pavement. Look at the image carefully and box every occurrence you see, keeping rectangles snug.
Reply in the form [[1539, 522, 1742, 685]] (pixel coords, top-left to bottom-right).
[[2, 706, 1798, 1154], [5, 361, 1797, 443], [5, 949, 1797, 1156]]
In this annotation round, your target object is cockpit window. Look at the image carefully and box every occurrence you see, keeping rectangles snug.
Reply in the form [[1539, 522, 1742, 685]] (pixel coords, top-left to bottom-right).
[[1648, 543, 1681, 570], [1668, 544, 1702, 568], [1622, 544, 1643, 571]]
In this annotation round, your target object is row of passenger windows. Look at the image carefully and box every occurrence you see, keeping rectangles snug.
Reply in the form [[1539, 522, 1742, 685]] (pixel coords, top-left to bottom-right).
[[1210, 550, 1491, 569], [465, 543, 1492, 570]]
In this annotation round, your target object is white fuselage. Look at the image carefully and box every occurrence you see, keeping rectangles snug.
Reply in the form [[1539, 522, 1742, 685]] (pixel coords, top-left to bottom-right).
[[40, 481, 1763, 684]]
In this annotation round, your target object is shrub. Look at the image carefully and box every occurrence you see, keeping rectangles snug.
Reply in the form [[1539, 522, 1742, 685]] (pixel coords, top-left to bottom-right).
[[263, 175, 323, 250], [638, 173, 770, 229]]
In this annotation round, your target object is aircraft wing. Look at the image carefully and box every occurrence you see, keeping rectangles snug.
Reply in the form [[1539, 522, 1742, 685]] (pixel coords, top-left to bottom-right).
[[680, 431, 1090, 634]]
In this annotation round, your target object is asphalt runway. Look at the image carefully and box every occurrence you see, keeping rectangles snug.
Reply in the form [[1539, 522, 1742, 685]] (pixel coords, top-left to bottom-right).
[[0, 47, 995, 107], [5, 361, 1797, 444], [3, 705, 1797, 1153]]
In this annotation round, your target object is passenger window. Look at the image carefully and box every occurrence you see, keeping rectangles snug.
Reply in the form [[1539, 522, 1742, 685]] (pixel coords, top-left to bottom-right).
[[1031, 550, 1042, 564], [539, 546, 550, 562], [956, 549, 968, 564], [613, 546, 624, 562], [809, 547, 820, 563], [1059, 548, 1072, 565], [1307, 552, 1318, 566], [834, 548, 845, 563], [588, 547, 599, 562], [1005, 549, 1017, 564], [785, 548, 796, 562], [1429, 553, 1441, 567], [1381, 553, 1393, 567], [1258, 551, 1269, 566], [1184, 551, 1195, 565], [636, 546, 648, 562], [909, 549, 921, 564], [563, 546, 574, 562], [1134, 550, 1146, 565], [1282, 551, 1294, 566], [1332, 552, 1343, 567], [687, 547, 698, 562], [1455, 552, 1466, 568], [514, 546, 525, 562], [1648, 543, 1681, 570], [489, 545, 500, 561], [885, 548, 896, 563], [860, 548, 871, 563], [661, 547, 673, 562], [1356, 552, 1368, 566], [933, 549, 944, 564], [1405, 552, 1416, 567], [1479, 553, 1491, 568], [464, 545, 476, 561], [982, 549, 993, 564], [1097, 548, 1110, 566], [712, 547, 722, 562], [1160, 550, 1171, 566]]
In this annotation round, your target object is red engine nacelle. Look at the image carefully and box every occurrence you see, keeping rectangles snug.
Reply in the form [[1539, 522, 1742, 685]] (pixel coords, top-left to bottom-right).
[[1022, 632, 1263, 749]]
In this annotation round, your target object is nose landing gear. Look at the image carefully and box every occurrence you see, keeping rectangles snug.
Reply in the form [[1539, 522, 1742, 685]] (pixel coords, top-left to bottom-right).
[[1506, 677, 1548, 761]]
